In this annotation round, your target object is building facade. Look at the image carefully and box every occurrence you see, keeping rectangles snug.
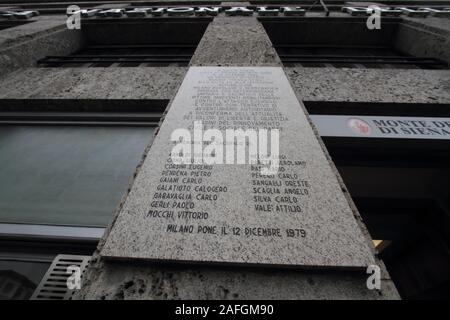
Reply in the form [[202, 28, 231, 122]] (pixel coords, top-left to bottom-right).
[[0, 0, 449, 300]]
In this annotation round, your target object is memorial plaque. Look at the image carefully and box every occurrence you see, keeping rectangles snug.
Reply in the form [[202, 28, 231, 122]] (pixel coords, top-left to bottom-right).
[[101, 67, 375, 269]]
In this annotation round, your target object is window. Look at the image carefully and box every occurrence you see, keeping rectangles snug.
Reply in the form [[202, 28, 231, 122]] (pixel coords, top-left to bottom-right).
[[0, 125, 155, 227], [261, 17, 447, 69], [0, 102, 164, 230], [0, 101, 165, 299], [38, 18, 211, 67], [0, 260, 49, 300]]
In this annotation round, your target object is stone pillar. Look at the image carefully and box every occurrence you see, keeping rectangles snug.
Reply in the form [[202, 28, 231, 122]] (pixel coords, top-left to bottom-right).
[[190, 3, 281, 66]]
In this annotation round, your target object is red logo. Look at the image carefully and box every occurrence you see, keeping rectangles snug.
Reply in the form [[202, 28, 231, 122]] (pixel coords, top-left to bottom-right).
[[347, 118, 372, 136]]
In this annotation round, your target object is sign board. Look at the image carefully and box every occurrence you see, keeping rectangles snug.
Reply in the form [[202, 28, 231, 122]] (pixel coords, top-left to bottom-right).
[[4, 6, 449, 20], [311, 115, 450, 140], [71, 6, 450, 19], [101, 67, 374, 269]]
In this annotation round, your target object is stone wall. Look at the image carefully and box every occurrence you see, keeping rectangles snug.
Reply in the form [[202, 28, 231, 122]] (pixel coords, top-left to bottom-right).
[[0, 1, 449, 299]]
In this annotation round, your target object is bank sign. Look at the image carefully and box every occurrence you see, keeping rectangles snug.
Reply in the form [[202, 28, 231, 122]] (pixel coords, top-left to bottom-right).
[[310, 115, 450, 140], [1, 6, 450, 20]]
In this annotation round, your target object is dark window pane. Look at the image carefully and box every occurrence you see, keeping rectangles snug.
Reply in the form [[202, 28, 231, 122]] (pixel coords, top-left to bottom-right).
[[0, 126, 154, 227], [0, 260, 50, 300]]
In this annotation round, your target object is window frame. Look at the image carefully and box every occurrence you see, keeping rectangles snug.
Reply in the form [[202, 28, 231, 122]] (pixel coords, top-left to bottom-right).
[[0, 107, 163, 241], [0, 111, 162, 126]]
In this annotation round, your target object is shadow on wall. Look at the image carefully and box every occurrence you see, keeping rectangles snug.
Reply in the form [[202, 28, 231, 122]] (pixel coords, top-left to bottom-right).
[[260, 17, 448, 69]]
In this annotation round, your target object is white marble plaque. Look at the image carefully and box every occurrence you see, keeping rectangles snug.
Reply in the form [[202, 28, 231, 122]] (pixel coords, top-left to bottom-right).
[[101, 67, 375, 269]]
